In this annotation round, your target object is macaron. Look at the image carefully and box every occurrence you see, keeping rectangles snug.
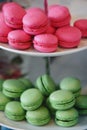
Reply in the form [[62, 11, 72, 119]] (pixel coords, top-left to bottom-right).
[[0, 12, 13, 43], [5, 101, 25, 121], [46, 25, 56, 34], [0, 92, 11, 111], [20, 88, 44, 111], [3, 2, 26, 29], [0, 79, 4, 91], [8, 30, 32, 50], [55, 108, 79, 127], [26, 106, 51, 126], [33, 34, 58, 53], [56, 26, 82, 48], [75, 95, 87, 115], [26, 7, 44, 14], [36, 74, 56, 96], [74, 19, 87, 38], [3, 79, 27, 98], [23, 11, 48, 35], [59, 77, 81, 97], [49, 90, 75, 110], [48, 5, 71, 28], [19, 78, 34, 89]]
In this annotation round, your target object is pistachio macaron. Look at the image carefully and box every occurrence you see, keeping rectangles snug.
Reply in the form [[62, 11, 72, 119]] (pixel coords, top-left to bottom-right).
[[3, 79, 27, 98], [0, 79, 4, 91], [75, 95, 87, 115], [20, 88, 44, 111], [49, 90, 75, 110], [0, 92, 11, 111], [59, 77, 81, 97], [26, 106, 51, 126], [55, 108, 79, 127], [36, 74, 56, 96], [5, 101, 25, 121]]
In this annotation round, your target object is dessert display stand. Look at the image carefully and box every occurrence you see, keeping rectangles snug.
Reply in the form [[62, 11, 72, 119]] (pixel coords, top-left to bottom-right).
[[0, 0, 87, 130]]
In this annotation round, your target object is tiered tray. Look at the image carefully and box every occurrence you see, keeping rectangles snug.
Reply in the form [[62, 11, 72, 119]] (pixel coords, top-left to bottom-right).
[[0, 38, 87, 57]]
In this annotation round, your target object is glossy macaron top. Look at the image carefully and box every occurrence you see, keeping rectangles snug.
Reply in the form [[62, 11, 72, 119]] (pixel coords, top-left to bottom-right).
[[48, 4, 71, 21], [23, 11, 48, 28], [3, 2, 26, 28], [20, 88, 44, 110], [74, 19, 87, 30], [5, 101, 25, 116], [8, 30, 32, 42], [56, 26, 82, 42], [49, 90, 75, 104], [26, 7, 45, 14], [59, 77, 81, 92], [33, 34, 58, 45], [3, 79, 27, 92]]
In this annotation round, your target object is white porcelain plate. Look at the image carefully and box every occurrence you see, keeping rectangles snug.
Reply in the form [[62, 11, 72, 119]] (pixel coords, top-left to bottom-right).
[[0, 39, 87, 57]]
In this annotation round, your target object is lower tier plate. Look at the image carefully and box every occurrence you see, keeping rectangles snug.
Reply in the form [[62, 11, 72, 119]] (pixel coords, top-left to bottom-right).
[[0, 88, 87, 130]]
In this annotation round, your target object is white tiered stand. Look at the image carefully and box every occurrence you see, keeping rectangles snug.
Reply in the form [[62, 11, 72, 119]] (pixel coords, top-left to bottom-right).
[[0, 0, 87, 129]]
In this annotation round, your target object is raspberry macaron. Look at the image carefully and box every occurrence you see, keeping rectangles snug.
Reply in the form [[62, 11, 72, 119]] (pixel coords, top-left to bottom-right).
[[8, 30, 32, 50], [56, 26, 82, 48], [3, 2, 26, 29], [74, 19, 87, 38], [33, 34, 58, 53], [23, 10, 48, 35], [48, 5, 71, 28], [0, 12, 13, 43]]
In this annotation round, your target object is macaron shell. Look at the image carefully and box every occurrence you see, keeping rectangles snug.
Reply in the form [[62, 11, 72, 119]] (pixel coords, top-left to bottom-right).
[[20, 88, 44, 111], [0, 92, 11, 111], [33, 34, 58, 52], [3, 2, 26, 29], [26, 106, 51, 126], [5, 101, 25, 121], [74, 19, 87, 37], [56, 26, 82, 48]]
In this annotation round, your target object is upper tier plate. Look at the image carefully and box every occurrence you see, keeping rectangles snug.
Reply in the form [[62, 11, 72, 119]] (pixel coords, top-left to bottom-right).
[[0, 38, 87, 57]]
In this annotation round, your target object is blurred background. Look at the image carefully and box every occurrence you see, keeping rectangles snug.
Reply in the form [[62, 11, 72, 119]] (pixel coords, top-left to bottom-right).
[[0, 0, 87, 87]]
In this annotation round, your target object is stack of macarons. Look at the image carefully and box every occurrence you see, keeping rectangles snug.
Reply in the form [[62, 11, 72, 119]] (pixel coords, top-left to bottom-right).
[[0, 2, 86, 52], [0, 75, 87, 127]]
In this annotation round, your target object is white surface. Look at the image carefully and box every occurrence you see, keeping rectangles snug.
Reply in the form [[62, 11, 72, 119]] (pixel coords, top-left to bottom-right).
[[0, 39, 87, 57]]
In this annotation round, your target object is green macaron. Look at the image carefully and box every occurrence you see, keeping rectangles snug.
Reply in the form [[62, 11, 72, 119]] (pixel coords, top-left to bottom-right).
[[3, 79, 27, 98], [0, 79, 4, 91], [59, 77, 81, 97], [75, 95, 87, 115], [55, 108, 79, 127], [20, 88, 44, 111], [36, 74, 56, 96], [19, 78, 34, 89], [49, 90, 75, 110], [0, 92, 11, 111], [5, 101, 25, 121], [26, 106, 51, 126]]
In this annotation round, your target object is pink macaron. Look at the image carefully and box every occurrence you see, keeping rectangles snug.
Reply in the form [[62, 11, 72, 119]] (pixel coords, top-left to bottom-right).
[[26, 7, 44, 14], [3, 2, 26, 29], [46, 25, 56, 34], [0, 12, 13, 43], [56, 26, 82, 48], [74, 19, 87, 38], [23, 10, 48, 35], [33, 34, 58, 53], [48, 5, 71, 28], [8, 30, 32, 50]]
